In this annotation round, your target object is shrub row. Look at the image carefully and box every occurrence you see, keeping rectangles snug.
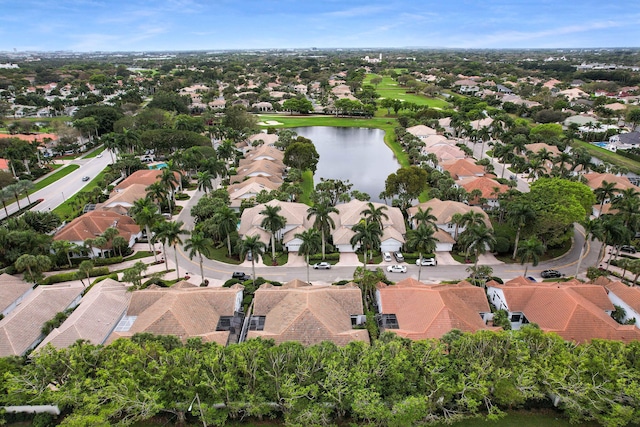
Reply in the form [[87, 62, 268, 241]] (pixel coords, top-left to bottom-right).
[[40, 267, 110, 285]]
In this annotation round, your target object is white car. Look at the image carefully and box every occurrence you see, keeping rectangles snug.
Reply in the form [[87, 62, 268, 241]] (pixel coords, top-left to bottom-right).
[[386, 264, 407, 273], [416, 257, 437, 266], [313, 262, 331, 270], [383, 252, 392, 262], [96, 153, 103, 158]]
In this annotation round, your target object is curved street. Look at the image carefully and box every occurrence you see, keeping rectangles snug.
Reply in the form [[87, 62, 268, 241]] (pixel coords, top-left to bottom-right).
[[165, 187, 603, 286]]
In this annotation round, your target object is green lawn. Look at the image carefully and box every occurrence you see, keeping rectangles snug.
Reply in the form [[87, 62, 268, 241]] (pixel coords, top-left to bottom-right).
[[206, 246, 242, 265], [53, 170, 107, 220], [33, 164, 80, 191], [364, 73, 450, 109], [299, 169, 314, 204], [82, 144, 106, 159], [571, 139, 640, 174]]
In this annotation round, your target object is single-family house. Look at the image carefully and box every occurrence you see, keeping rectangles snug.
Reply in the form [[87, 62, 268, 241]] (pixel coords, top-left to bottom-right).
[[246, 280, 369, 346], [0, 283, 84, 357], [440, 158, 486, 180], [227, 177, 281, 211], [407, 199, 492, 250], [0, 274, 34, 318], [376, 279, 493, 339], [113, 169, 175, 192], [34, 279, 131, 351], [457, 176, 509, 208], [96, 183, 148, 213], [486, 277, 640, 343], [406, 125, 437, 140], [108, 281, 244, 346], [53, 210, 142, 258], [238, 200, 312, 251], [330, 200, 406, 254], [230, 159, 285, 184]]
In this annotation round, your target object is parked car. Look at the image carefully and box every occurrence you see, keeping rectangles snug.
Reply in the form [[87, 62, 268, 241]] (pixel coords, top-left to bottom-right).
[[620, 245, 637, 254], [246, 250, 252, 261], [526, 276, 537, 282], [393, 251, 405, 262], [313, 262, 331, 270], [416, 257, 437, 266], [231, 272, 251, 281], [386, 264, 407, 273], [96, 153, 103, 158], [82, 176, 90, 182], [541, 270, 562, 279], [383, 252, 392, 262]]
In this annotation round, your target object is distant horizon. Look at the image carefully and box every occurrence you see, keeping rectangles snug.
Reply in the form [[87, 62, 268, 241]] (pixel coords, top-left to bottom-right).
[[2, 1, 639, 53]]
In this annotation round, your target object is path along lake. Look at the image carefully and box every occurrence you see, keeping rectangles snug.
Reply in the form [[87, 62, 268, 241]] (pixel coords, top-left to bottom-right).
[[291, 126, 400, 202]]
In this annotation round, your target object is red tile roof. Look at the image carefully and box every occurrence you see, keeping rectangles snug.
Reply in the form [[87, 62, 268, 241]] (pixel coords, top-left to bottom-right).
[[54, 210, 140, 245], [377, 279, 492, 340]]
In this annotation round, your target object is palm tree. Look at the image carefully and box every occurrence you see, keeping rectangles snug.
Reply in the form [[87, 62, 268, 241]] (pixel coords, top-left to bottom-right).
[[361, 202, 388, 229], [151, 220, 170, 272], [16, 180, 34, 204], [611, 188, 640, 228], [260, 204, 286, 263], [0, 187, 12, 218], [594, 181, 619, 217], [238, 235, 267, 286], [15, 254, 51, 284], [459, 224, 496, 282], [155, 220, 189, 279], [306, 201, 338, 260], [159, 169, 180, 217], [184, 230, 214, 285], [101, 227, 120, 257], [130, 197, 163, 263], [597, 215, 628, 266], [5, 183, 21, 210], [406, 224, 438, 281], [51, 239, 76, 268], [145, 182, 168, 213], [213, 206, 238, 257], [507, 202, 536, 260], [295, 228, 322, 284], [84, 238, 96, 259], [517, 238, 546, 277], [350, 220, 383, 267], [451, 212, 465, 240], [575, 219, 604, 278], [93, 236, 108, 258], [412, 206, 437, 230], [196, 170, 214, 194]]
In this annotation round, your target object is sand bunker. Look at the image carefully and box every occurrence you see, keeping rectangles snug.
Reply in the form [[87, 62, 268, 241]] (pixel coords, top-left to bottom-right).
[[257, 120, 283, 126]]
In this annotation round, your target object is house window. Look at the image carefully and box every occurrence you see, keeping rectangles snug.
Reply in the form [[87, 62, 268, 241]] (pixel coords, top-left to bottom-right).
[[216, 316, 233, 331], [376, 313, 399, 329], [248, 315, 265, 331], [510, 314, 521, 322]]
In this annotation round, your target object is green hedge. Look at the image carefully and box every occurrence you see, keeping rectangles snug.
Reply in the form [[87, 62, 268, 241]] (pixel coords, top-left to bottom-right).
[[308, 253, 340, 261], [94, 256, 123, 266], [40, 267, 110, 285]]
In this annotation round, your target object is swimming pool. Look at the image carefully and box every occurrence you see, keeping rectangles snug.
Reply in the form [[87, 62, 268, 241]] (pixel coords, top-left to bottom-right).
[[148, 162, 167, 170], [593, 142, 608, 148]]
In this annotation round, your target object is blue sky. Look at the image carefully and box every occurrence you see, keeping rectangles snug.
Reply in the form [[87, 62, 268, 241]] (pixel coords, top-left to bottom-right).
[[1, 0, 639, 52]]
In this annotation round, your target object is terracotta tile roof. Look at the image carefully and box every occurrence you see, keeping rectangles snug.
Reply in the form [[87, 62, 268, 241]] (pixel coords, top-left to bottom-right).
[[239, 156, 285, 169], [458, 176, 509, 201], [114, 169, 165, 190], [108, 282, 243, 345], [491, 279, 639, 343], [230, 160, 285, 184], [34, 279, 131, 351], [0, 283, 83, 357], [377, 279, 491, 340], [0, 274, 33, 315], [606, 281, 640, 314], [100, 183, 148, 209], [525, 143, 561, 157], [408, 199, 491, 228], [0, 158, 9, 172], [239, 200, 311, 238], [241, 144, 283, 162], [583, 173, 638, 192], [441, 158, 486, 180], [425, 144, 466, 162], [332, 200, 406, 233], [54, 210, 140, 245], [247, 281, 369, 346], [0, 133, 58, 144], [406, 125, 437, 137]]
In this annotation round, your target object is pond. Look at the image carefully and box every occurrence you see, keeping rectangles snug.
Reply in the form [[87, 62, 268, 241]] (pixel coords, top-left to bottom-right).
[[291, 126, 399, 202]]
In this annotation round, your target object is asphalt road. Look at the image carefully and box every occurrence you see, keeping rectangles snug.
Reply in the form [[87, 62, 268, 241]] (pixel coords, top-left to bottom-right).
[[166, 187, 602, 285], [0, 152, 113, 219]]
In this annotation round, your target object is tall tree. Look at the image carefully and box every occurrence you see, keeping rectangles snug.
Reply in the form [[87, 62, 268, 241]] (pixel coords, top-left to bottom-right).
[[212, 206, 238, 257], [130, 197, 163, 263], [306, 201, 338, 260], [155, 220, 189, 279], [15, 254, 51, 283], [350, 220, 383, 268], [361, 202, 389, 230], [295, 228, 322, 284], [517, 238, 546, 277], [507, 202, 536, 260], [196, 170, 214, 194], [238, 235, 266, 286], [594, 180, 618, 217], [184, 231, 214, 286], [260, 204, 287, 262], [459, 224, 496, 282], [406, 224, 438, 281]]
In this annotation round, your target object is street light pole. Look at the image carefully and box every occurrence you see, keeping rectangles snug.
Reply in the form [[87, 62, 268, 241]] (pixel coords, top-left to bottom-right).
[[188, 393, 207, 427]]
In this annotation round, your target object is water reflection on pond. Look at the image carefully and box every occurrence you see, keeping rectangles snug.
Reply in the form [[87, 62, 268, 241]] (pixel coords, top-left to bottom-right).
[[292, 126, 399, 202]]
